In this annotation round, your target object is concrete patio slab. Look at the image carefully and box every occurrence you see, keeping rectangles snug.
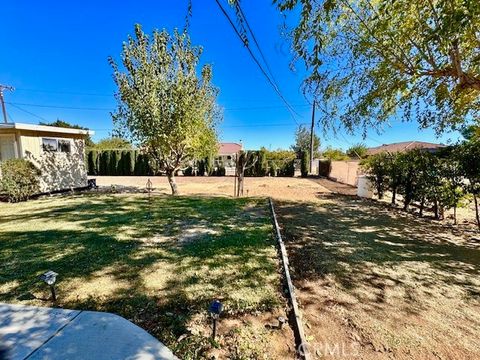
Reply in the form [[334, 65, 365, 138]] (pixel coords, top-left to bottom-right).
[[0, 303, 178, 360]]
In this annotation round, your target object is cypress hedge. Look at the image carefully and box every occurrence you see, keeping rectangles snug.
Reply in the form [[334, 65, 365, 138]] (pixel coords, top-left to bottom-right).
[[86, 150, 153, 176], [86, 149, 298, 177]]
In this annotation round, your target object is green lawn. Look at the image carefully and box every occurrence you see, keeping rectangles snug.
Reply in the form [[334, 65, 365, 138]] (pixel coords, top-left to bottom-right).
[[0, 193, 285, 359]]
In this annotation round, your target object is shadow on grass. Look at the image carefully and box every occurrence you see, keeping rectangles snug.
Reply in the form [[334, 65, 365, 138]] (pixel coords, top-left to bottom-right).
[[0, 194, 279, 358], [276, 196, 480, 302]]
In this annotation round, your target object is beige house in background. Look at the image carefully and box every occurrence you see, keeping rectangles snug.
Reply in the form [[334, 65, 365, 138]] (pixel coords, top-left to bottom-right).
[[0, 123, 94, 192]]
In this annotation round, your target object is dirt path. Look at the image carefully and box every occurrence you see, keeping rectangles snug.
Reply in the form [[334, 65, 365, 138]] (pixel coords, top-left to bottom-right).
[[91, 176, 334, 201], [276, 196, 480, 359]]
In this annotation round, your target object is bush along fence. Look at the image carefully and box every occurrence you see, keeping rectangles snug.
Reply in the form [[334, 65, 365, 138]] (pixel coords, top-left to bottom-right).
[[361, 139, 480, 228], [87, 149, 299, 177], [87, 150, 154, 176]]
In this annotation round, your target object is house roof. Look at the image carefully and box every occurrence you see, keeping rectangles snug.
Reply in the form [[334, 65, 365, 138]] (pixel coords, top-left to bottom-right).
[[0, 122, 94, 136], [218, 142, 242, 154], [366, 141, 445, 156]]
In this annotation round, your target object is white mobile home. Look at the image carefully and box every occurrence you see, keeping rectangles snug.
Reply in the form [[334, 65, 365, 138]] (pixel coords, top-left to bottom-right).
[[0, 123, 94, 192]]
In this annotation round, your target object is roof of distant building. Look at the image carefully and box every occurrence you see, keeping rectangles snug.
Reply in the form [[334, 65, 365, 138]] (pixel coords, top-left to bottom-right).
[[219, 142, 243, 154], [366, 141, 445, 156]]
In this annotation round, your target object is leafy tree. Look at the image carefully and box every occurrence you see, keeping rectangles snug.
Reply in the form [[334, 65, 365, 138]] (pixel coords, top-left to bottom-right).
[[322, 147, 349, 161], [346, 143, 368, 159], [264, 149, 296, 162], [40, 119, 94, 147], [414, 152, 442, 218], [291, 124, 320, 158], [384, 153, 403, 205], [461, 123, 480, 141], [92, 137, 132, 150], [110, 25, 219, 195], [439, 155, 465, 224], [275, 0, 480, 134], [361, 152, 389, 199], [456, 139, 480, 228]]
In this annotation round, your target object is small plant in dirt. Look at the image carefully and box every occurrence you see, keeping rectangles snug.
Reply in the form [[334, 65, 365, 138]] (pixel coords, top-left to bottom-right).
[[0, 159, 41, 202]]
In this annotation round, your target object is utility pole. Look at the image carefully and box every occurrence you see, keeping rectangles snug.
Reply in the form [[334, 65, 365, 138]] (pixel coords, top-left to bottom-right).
[[309, 99, 316, 174], [0, 84, 14, 124]]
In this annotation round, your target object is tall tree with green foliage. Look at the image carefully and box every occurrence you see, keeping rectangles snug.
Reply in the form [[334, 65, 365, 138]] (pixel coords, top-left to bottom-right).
[[461, 123, 480, 141], [275, 0, 480, 134], [361, 152, 389, 199], [322, 147, 349, 160], [110, 25, 219, 195], [92, 137, 132, 150], [346, 143, 368, 159], [456, 139, 480, 228], [291, 124, 320, 157]]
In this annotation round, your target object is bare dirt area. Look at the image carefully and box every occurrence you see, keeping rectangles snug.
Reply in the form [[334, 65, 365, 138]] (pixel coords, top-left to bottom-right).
[[276, 196, 480, 360], [92, 175, 335, 201]]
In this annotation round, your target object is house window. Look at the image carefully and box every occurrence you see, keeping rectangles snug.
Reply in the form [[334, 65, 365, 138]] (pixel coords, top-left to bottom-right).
[[58, 140, 71, 153], [42, 138, 71, 153], [42, 138, 58, 152]]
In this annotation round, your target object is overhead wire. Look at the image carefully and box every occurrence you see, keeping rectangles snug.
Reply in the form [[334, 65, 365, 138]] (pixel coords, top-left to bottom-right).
[[213, 0, 300, 125]]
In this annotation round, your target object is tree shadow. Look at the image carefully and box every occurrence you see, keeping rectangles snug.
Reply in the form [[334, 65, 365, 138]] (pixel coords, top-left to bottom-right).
[[0, 194, 280, 358], [276, 196, 480, 305]]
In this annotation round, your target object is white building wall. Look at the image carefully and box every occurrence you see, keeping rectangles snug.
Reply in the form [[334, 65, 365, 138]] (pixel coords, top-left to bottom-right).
[[20, 134, 88, 192]]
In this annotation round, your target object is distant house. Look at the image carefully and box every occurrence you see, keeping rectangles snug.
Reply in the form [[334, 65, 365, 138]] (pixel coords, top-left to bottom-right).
[[0, 122, 94, 192], [366, 141, 445, 156], [216, 142, 243, 175]]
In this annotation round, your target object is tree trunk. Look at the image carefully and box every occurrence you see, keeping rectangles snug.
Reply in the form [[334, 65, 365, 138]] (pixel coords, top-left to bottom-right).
[[391, 187, 396, 205], [167, 170, 179, 195], [433, 198, 439, 220], [474, 193, 480, 229], [453, 205, 457, 225], [419, 197, 425, 217], [237, 174, 244, 197]]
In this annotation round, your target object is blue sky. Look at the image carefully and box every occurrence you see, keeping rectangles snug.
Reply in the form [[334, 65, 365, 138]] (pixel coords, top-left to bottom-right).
[[0, 0, 460, 150]]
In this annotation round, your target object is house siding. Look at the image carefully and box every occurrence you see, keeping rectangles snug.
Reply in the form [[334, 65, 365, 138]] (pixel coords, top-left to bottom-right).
[[20, 132, 88, 192]]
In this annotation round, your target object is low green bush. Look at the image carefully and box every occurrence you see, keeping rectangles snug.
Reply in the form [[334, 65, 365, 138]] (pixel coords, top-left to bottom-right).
[[301, 151, 309, 177], [0, 159, 41, 202]]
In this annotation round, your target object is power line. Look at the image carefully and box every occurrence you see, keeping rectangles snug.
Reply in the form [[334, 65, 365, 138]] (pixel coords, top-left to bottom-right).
[[235, 3, 280, 93], [6, 101, 310, 112], [8, 102, 49, 122], [213, 0, 299, 125], [6, 102, 112, 111], [15, 88, 113, 97]]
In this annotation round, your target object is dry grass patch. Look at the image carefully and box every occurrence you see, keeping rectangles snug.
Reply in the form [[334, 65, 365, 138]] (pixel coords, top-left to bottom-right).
[[276, 195, 480, 359]]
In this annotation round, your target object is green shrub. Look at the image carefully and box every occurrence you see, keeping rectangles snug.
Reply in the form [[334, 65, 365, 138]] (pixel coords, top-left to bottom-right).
[[109, 150, 119, 175], [198, 159, 206, 176], [278, 160, 295, 177], [87, 150, 98, 175], [268, 162, 278, 177], [99, 151, 110, 175], [0, 159, 41, 202], [214, 165, 226, 176], [124, 151, 134, 175], [301, 151, 309, 177]]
